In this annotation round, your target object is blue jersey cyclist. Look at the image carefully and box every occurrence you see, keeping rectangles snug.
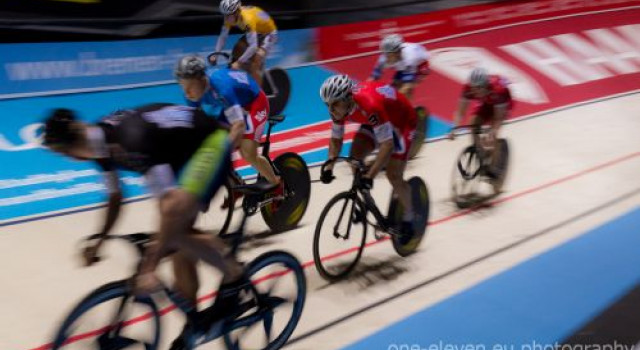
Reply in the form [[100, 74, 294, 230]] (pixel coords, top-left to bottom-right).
[[175, 55, 282, 196]]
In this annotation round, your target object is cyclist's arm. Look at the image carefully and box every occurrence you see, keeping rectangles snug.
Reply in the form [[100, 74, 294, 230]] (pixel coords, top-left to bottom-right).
[[452, 97, 470, 128], [260, 31, 277, 52], [98, 166, 123, 238], [224, 104, 246, 146], [370, 55, 386, 80], [326, 122, 344, 170], [367, 121, 394, 178], [215, 25, 231, 53]]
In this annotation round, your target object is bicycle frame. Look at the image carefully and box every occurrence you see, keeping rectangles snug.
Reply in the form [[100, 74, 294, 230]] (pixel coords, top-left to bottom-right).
[[84, 206, 266, 348], [322, 157, 398, 237]]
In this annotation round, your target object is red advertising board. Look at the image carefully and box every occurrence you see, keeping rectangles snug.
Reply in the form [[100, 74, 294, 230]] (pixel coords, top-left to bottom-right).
[[318, 1, 640, 123]]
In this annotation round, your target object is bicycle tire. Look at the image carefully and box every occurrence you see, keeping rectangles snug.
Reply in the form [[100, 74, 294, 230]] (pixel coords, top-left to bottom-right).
[[451, 145, 484, 209], [199, 179, 235, 236], [490, 138, 510, 194], [261, 152, 310, 233], [223, 250, 306, 350], [313, 192, 368, 281], [263, 68, 291, 116], [389, 177, 430, 257], [51, 280, 161, 350]]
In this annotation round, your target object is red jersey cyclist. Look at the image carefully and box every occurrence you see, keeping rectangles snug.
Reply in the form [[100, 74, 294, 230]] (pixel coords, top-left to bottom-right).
[[319, 75, 418, 240]]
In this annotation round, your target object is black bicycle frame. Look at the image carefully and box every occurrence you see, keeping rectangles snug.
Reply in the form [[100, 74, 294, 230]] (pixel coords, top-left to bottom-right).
[[323, 157, 393, 237]]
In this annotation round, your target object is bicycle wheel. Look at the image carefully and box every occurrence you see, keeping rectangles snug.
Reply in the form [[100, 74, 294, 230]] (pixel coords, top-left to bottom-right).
[[223, 250, 306, 350], [51, 280, 161, 350], [389, 177, 430, 257], [490, 138, 510, 194], [263, 68, 291, 116], [196, 179, 235, 236], [451, 145, 484, 209], [261, 152, 310, 233], [313, 192, 368, 281]]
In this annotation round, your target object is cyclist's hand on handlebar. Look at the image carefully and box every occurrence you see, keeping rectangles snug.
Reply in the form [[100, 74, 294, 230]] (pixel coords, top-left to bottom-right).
[[82, 238, 104, 266], [359, 176, 373, 190], [321, 169, 335, 184], [208, 55, 218, 65], [231, 61, 242, 70]]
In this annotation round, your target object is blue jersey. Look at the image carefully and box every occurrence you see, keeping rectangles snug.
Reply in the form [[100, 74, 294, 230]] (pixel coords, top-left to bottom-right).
[[188, 68, 261, 111]]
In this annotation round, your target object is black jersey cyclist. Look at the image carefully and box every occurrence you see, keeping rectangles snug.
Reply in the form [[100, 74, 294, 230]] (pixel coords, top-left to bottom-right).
[[42, 103, 249, 347]]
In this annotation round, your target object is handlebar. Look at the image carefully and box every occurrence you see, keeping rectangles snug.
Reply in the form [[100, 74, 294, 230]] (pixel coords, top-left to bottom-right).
[[207, 51, 231, 66], [320, 157, 365, 174]]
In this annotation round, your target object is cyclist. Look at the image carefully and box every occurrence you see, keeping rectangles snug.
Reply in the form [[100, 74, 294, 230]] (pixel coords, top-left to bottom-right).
[[369, 34, 430, 100], [213, 0, 277, 86], [42, 104, 250, 347], [319, 75, 418, 240], [175, 55, 282, 205], [371, 34, 430, 158], [449, 67, 513, 178]]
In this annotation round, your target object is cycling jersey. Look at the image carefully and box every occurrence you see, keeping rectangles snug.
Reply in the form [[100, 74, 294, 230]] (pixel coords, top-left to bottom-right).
[[461, 75, 513, 123], [90, 104, 230, 202], [186, 68, 268, 141], [372, 43, 430, 82], [215, 6, 278, 63], [461, 75, 512, 107], [187, 68, 260, 123], [331, 81, 417, 160]]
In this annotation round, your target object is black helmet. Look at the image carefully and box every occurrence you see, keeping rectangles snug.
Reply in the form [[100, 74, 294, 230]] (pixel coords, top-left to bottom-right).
[[43, 108, 79, 147], [174, 55, 207, 79]]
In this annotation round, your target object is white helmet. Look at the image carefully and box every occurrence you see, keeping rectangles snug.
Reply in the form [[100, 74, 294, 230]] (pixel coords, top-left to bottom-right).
[[380, 34, 404, 53], [319, 75, 355, 103], [220, 0, 241, 15], [469, 67, 489, 87]]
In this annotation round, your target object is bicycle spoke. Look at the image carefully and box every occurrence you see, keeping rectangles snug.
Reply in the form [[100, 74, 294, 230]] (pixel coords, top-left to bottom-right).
[[263, 310, 274, 342]]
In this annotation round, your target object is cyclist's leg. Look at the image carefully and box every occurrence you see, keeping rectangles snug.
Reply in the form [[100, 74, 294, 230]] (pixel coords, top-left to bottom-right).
[[249, 55, 264, 87], [238, 91, 279, 184], [231, 35, 249, 64], [386, 127, 413, 221], [472, 103, 492, 148], [488, 110, 505, 172], [350, 125, 376, 160], [251, 32, 276, 87], [172, 250, 199, 304], [173, 130, 244, 283], [239, 139, 279, 184]]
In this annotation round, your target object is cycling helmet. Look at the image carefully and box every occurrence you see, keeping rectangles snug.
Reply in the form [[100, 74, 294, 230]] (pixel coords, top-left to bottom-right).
[[220, 0, 241, 15], [174, 55, 207, 80], [380, 34, 404, 53], [319, 75, 355, 103], [469, 67, 489, 87], [43, 108, 79, 147]]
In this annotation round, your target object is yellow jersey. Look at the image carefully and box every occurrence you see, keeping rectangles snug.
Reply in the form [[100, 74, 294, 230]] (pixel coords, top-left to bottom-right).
[[225, 6, 276, 34]]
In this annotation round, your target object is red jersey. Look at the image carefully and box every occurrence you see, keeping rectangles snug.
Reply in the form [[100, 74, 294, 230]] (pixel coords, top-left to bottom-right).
[[461, 75, 513, 108], [331, 81, 417, 144]]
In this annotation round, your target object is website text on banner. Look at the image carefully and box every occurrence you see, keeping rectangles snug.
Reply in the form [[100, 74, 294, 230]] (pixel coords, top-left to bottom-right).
[[0, 29, 312, 99]]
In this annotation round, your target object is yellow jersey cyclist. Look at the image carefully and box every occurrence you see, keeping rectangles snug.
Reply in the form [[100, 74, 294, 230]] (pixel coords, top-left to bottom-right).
[[212, 0, 277, 86], [42, 104, 250, 348]]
